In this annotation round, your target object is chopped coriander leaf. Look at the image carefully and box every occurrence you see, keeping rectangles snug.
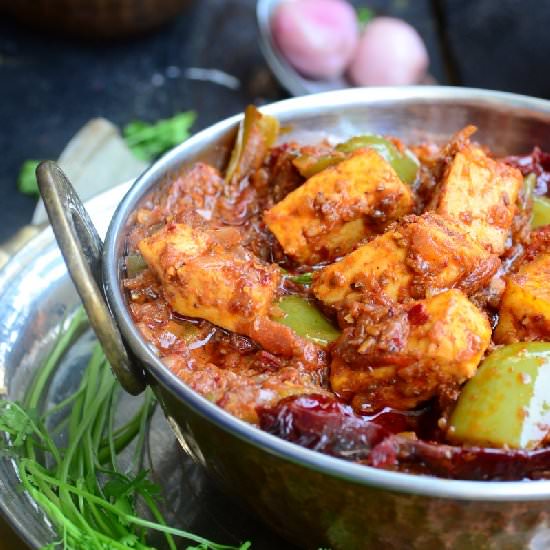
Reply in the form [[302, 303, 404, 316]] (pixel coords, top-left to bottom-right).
[[17, 159, 41, 197], [357, 7, 375, 25], [123, 111, 196, 162]]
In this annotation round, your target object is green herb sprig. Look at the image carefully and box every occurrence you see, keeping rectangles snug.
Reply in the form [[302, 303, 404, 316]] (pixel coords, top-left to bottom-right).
[[17, 159, 42, 197], [357, 7, 375, 25], [17, 111, 196, 197], [0, 308, 250, 550], [123, 112, 196, 162]]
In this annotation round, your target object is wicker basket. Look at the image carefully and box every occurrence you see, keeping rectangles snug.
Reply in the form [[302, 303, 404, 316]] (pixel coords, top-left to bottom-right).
[[2, 0, 192, 38]]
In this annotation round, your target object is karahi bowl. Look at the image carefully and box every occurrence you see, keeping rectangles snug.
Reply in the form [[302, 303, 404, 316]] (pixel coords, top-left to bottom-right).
[[39, 87, 550, 549]]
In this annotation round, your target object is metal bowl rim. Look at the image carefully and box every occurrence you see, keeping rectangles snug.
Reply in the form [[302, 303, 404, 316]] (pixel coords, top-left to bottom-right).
[[104, 86, 550, 501]]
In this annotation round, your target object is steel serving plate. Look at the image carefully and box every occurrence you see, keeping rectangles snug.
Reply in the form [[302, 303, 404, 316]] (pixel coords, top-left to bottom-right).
[[0, 184, 129, 547], [20, 87, 550, 549], [0, 183, 291, 549]]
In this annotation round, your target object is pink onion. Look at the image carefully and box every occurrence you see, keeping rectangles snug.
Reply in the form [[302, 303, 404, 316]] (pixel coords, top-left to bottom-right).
[[271, 0, 359, 80], [348, 17, 429, 86]]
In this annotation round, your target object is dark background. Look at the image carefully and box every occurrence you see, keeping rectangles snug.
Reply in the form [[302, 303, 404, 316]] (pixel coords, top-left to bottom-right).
[[2, 0, 550, 241]]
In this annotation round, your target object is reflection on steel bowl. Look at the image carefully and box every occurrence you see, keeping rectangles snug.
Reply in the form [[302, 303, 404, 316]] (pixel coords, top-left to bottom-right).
[[43, 88, 550, 549]]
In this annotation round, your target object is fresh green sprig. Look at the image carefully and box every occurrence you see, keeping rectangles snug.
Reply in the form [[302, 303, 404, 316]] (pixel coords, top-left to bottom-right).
[[123, 111, 197, 162], [357, 6, 375, 25], [17, 159, 41, 197], [17, 111, 196, 198], [0, 307, 250, 550]]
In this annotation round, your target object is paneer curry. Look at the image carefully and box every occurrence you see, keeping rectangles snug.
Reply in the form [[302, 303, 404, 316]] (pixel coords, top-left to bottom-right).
[[124, 106, 550, 480]]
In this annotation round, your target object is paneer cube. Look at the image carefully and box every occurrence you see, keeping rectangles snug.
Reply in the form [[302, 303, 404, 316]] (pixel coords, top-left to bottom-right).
[[313, 229, 410, 307], [494, 253, 550, 343], [331, 290, 491, 412], [312, 212, 500, 308], [432, 144, 522, 255], [264, 149, 414, 264], [139, 223, 280, 334], [138, 223, 211, 263]]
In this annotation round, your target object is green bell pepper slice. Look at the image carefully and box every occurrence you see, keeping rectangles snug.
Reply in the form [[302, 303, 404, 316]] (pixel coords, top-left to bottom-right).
[[225, 105, 279, 186], [449, 342, 550, 449], [292, 152, 346, 179], [286, 272, 314, 285], [335, 134, 419, 184], [292, 134, 419, 184], [125, 253, 148, 277], [532, 195, 550, 229], [523, 173, 550, 229], [522, 173, 536, 210], [274, 295, 341, 347]]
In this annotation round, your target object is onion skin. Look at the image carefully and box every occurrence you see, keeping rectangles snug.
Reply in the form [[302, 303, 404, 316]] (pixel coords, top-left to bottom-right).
[[348, 17, 429, 86], [271, 0, 359, 80]]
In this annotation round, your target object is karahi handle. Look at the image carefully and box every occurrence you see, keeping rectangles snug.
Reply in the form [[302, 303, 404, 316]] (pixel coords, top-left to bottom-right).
[[37, 161, 146, 395]]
